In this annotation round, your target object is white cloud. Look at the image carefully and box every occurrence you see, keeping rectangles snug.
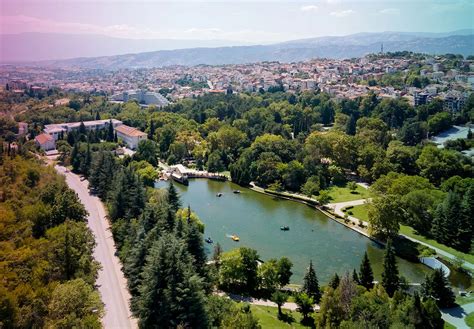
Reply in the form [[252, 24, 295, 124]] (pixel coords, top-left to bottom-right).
[[329, 9, 355, 17], [379, 8, 400, 15], [300, 5, 319, 12]]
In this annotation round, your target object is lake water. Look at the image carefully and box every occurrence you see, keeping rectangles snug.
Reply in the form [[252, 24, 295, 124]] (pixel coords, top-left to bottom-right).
[[156, 179, 432, 285]]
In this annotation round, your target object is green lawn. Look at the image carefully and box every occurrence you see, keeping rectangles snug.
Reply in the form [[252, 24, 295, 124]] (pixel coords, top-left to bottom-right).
[[457, 295, 474, 306], [343, 204, 370, 222], [465, 312, 474, 328], [250, 305, 310, 328], [399, 225, 474, 265], [443, 321, 456, 329], [325, 184, 372, 203]]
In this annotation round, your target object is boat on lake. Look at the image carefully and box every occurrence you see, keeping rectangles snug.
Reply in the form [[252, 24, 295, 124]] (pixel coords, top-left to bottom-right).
[[205, 237, 213, 244], [280, 226, 290, 231], [216, 193, 223, 197], [231, 235, 240, 242], [233, 190, 241, 194]]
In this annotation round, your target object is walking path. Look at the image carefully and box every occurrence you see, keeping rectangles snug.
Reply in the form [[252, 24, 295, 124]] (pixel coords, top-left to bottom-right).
[[327, 198, 371, 226], [56, 165, 137, 329], [218, 292, 320, 312], [441, 302, 474, 329]]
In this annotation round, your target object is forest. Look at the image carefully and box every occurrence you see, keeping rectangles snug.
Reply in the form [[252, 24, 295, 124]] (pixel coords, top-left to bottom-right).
[[0, 153, 102, 328]]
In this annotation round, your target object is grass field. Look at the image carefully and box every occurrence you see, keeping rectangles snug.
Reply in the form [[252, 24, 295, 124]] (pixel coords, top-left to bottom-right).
[[325, 184, 372, 203], [344, 204, 370, 222], [457, 295, 474, 306], [250, 305, 311, 328], [399, 225, 474, 265], [465, 312, 474, 328], [443, 322, 456, 329]]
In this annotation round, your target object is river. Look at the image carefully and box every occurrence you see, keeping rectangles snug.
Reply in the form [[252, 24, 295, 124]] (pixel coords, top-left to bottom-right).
[[156, 179, 435, 285]]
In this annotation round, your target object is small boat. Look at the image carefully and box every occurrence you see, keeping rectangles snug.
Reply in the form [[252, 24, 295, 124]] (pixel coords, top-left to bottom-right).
[[233, 190, 241, 194], [216, 193, 223, 197], [231, 235, 240, 242], [205, 237, 213, 244], [280, 226, 290, 231]]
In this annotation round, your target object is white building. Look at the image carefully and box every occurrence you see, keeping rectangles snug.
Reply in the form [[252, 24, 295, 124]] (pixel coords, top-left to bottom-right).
[[115, 124, 147, 149], [44, 119, 123, 140]]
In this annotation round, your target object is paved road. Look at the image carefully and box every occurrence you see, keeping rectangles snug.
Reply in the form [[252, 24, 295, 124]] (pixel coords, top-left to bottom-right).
[[441, 302, 474, 329], [56, 166, 137, 329]]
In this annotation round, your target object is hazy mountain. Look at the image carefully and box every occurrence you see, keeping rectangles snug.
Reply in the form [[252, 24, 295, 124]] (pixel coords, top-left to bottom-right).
[[4, 31, 474, 68], [0, 32, 253, 62]]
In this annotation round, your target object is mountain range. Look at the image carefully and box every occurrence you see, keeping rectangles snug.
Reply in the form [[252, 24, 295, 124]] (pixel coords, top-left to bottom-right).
[[1, 30, 473, 69]]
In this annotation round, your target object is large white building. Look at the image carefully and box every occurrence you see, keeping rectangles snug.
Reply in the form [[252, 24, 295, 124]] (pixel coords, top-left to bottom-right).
[[44, 119, 123, 140], [114, 124, 147, 150], [110, 90, 170, 107]]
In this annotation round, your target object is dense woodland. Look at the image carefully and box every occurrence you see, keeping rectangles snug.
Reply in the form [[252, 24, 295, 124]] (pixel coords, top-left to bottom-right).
[[0, 78, 472, 327], [0, 154, 102, 328]]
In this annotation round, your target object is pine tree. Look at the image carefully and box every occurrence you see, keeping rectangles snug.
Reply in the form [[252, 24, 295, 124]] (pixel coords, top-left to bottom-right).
[[138, 234, 208, 328], [421, 268, 455, 308], [186, 220, 207, 278], [167, 182, 181, 213], [381, 239, 399, 297], [107, 120, 114, 142], [148, 120, 155, 139], [328, 273, 340, 289], [95, 111, 101, 120], [302, 260, 321, 303], [458, 186, 474, 253], [359, 251, 374, 290], [70, 143, 81, 173], [352, 269, 360, 284]]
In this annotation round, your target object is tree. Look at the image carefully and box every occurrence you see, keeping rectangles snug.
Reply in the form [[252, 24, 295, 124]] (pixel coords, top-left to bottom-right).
[[368, 196, 404, 239], [359, 252, 374, 290], [241, 247, 260, 293], [186, 220, 207, 278], [167, 182, 181, 213], [221, 304, 261, 329], [138, 234, 208, 328], [45, 279, 103, 329], [329, 273, 340, 289], [421, 268, 455, 308], [302, 260, 321, 302], [270, 291, 288, 317], [46, 221, 98, 284], [295, 292, 314, 322], [317, 190, 332, 205], [352, 269, 360, 284], [381, 239, 399, 297], [276, 257, 293, 287], [135, 139, 159, 166]]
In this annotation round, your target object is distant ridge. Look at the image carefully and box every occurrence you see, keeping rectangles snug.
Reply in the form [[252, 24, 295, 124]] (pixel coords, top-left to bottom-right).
[[3, 30, 473, 69]]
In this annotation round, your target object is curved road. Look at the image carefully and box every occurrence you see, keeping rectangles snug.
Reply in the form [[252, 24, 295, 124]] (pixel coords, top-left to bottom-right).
[[56, 166, 137, 329]]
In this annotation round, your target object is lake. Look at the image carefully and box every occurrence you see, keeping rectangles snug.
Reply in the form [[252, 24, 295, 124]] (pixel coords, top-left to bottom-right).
[[433, 124, 474, 156], [156, 179, 433, 285]]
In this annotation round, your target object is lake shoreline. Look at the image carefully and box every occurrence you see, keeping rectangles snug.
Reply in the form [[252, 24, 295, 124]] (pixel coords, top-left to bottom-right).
[[245, 183, 384, 246]]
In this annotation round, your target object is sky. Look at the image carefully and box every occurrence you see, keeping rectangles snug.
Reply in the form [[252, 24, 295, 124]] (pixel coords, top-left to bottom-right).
[[1, 0, 473, 43]]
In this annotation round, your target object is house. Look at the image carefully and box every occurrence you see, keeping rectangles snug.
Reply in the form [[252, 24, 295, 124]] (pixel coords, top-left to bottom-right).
[[114, 124, 147, 149], [18, 122, 28, 136], [35, 133, 56, 151]]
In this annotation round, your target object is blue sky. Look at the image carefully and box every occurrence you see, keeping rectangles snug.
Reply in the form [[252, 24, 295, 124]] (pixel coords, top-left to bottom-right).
[[1, 0, 473, 43]]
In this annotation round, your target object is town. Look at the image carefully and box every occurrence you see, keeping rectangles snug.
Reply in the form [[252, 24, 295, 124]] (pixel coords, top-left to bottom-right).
[[1, 52, 472, 111]]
